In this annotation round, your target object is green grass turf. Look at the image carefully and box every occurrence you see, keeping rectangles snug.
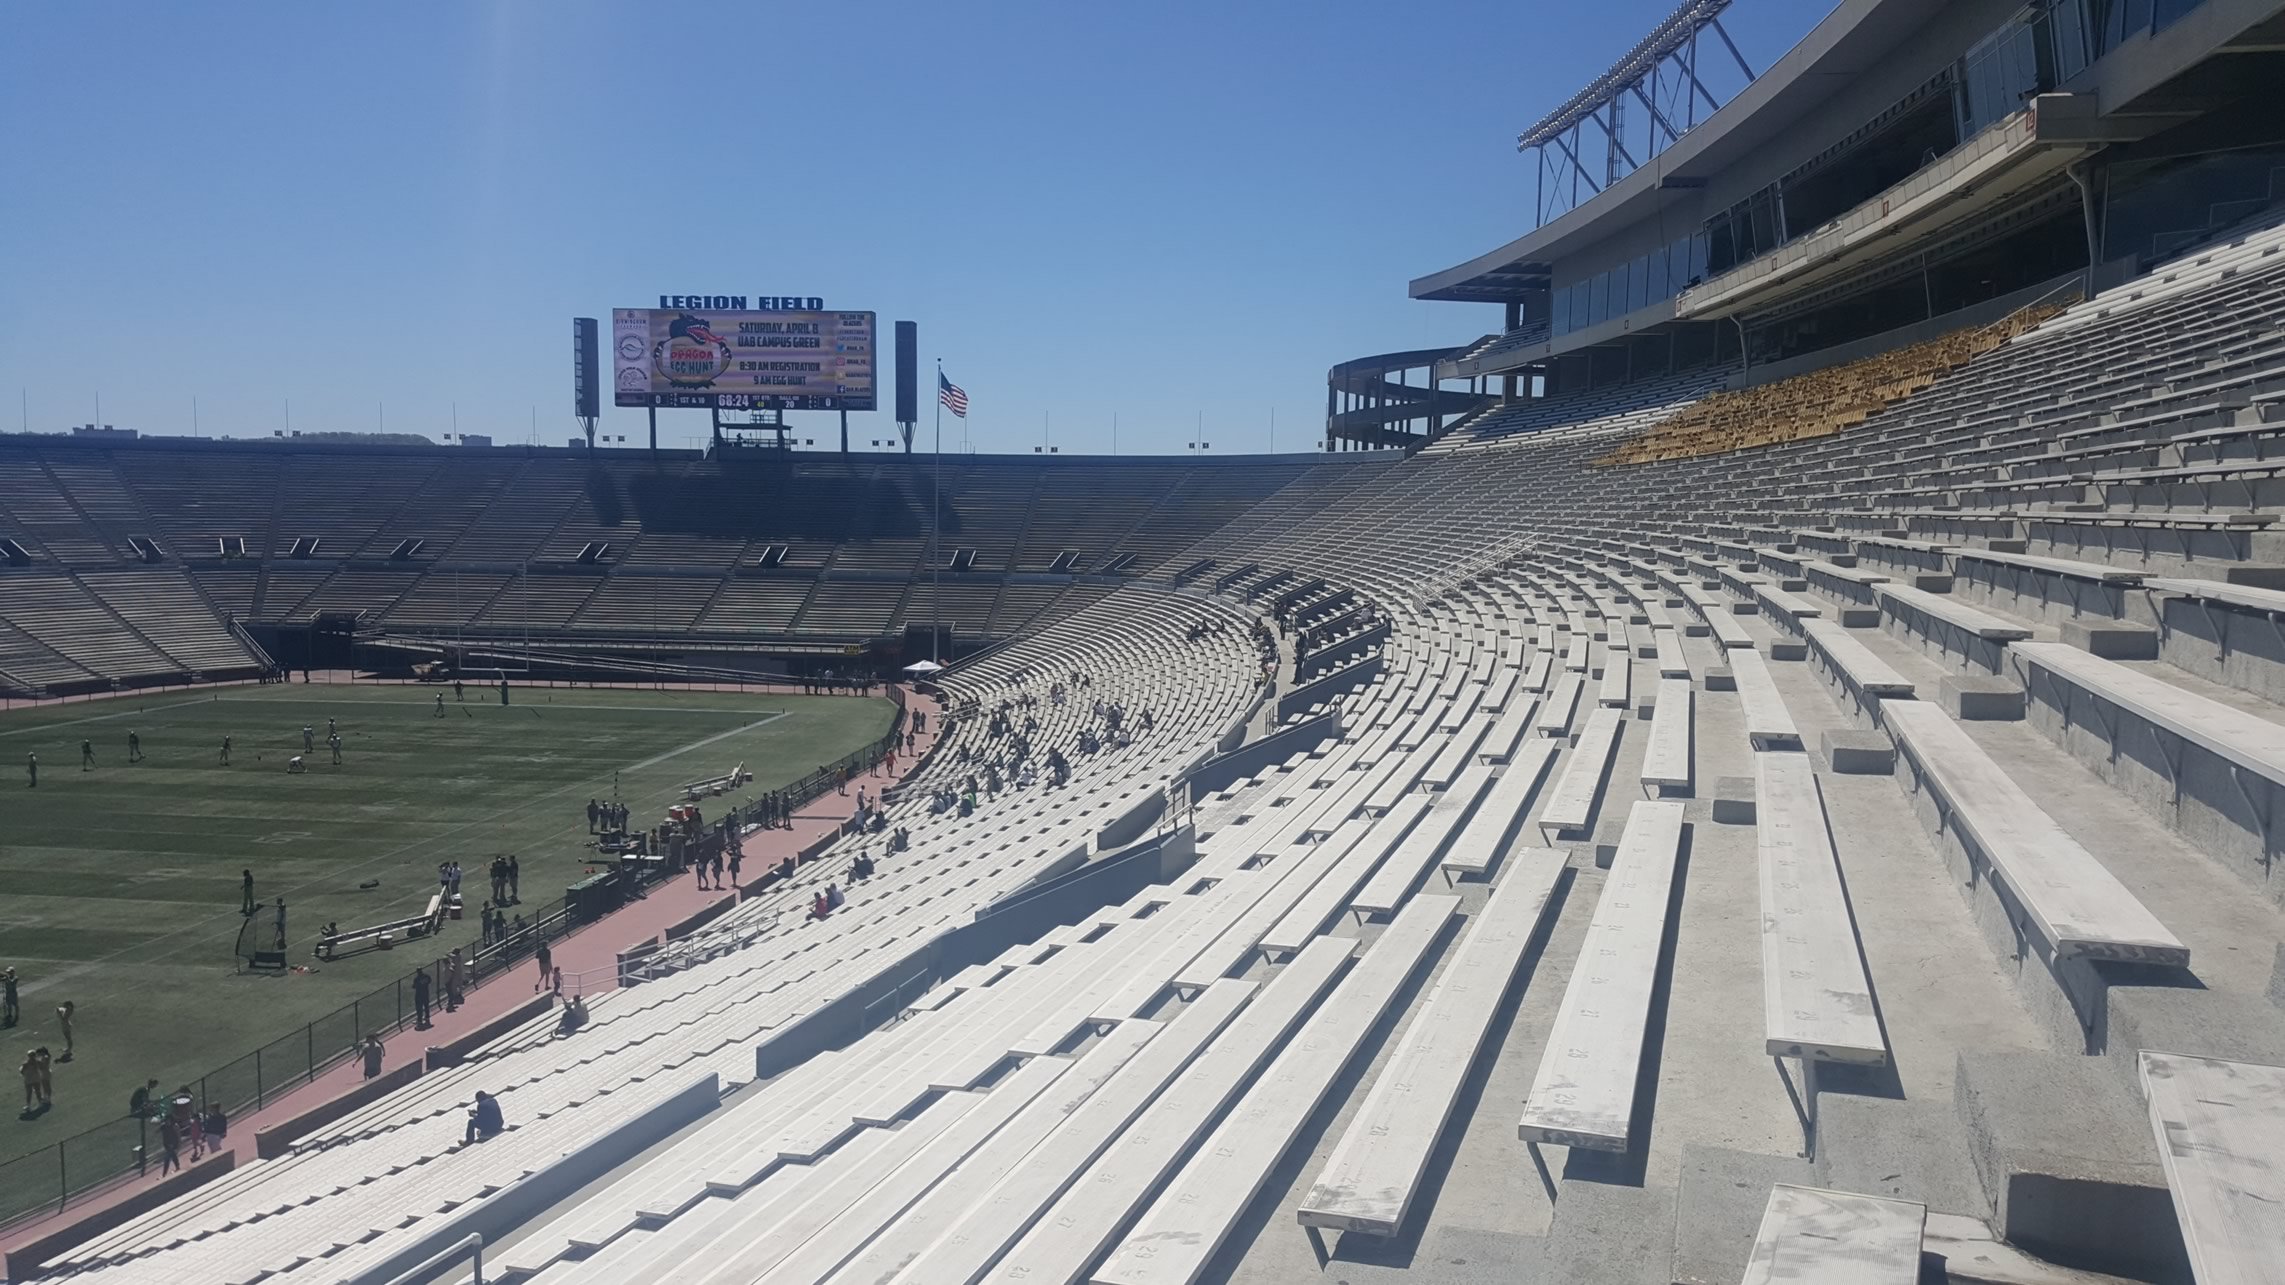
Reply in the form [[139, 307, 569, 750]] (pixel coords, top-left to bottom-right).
[[0, 683, 891, 1163]]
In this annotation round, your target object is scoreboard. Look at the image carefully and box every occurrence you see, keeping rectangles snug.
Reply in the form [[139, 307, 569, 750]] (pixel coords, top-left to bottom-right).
[[613, 306, 877, 411]]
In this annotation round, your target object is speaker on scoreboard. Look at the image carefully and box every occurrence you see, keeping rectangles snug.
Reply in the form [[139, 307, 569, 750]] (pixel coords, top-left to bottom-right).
[[573, 317, 600, 421], [894, 320, 918, 436]]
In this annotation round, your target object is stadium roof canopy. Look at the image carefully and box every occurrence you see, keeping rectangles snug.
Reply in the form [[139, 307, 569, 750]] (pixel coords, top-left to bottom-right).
[[1412, 0, 1949, 303]]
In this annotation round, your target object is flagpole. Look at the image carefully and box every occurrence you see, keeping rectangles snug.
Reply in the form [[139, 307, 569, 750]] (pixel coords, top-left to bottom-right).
[[932, 359, 943, 665]]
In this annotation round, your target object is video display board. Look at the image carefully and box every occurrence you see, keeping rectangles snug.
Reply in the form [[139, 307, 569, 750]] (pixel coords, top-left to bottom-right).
[[612, 307, 876, 410]]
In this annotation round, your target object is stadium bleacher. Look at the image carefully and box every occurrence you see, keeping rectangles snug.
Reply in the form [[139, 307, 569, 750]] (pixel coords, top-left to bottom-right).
[[13, 17, 2285, 1282], [0, 452, 1339, 697]]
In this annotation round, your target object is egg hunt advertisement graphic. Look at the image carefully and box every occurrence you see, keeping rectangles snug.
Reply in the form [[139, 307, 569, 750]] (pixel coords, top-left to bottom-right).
[[613, 301, 876, 411]]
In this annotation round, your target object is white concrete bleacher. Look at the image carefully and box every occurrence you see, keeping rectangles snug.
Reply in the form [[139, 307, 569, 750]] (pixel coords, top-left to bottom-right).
[[1879, 699, 2189, 968], [1350, 765, 1494, 921], [1741, 1184, 1926, 1285], [2006, 639, 2285, 890], [1297, 853, 1565, 1240], [1091, 894, 1458, 1284], [1538, 706, 1625, 841], [70, 216, 2285, 1283], [1728, 646, 1804, 752], [1640, 676, 1694, 797], [2137, 1051, 2285, 1284], [1518, 800, 1687, 1154], [1440, 739, 1560, 884], [921, 935, 1355, 1284], [44, 586, 1265, 1285]]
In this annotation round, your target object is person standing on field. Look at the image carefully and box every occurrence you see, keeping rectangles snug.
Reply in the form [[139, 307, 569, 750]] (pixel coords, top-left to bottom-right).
[[128, 730, 142, 763], [25, 752, 35, 788]]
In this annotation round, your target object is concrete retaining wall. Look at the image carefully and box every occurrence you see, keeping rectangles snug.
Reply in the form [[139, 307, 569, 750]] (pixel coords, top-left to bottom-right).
[[426, 993, 554, 1071], [1184, 709, 1342, 799]]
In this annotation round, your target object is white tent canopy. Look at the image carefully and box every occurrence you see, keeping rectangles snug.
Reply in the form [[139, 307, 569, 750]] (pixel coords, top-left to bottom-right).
[[903, 659, 945, 674]]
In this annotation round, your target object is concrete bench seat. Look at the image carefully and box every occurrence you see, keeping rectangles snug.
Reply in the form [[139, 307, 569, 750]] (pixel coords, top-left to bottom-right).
[[1518, 801, 1688, 1153], [1361, 745, 1431, 815], [1641, 677, 1694, 797], [1757, 754, 1887, 1069], [1174, 824, 1377, 994], [1877, 583, 2035, 641], [1536, 673, 1585, 738], [1259, 795, 1433, 956], [1420, 715, 1493, 789], [2010, 640, 2285, 786], [1879, 699, 2188, 966], [1297, 855, 1566, 1242], [2137, 1051, 2285, 1284], [2006, 639, 2285, 884], [2144, 575, 2285, 616], [1742, 1185, 1926, 1285], [1563, 635, 1590, 672], [1351, 765, 1495, 920], [2091, 457, 2285, 487], [1799, 619, 1915, 712], [1539, 707, 1626, 841], [1441, 740, 1560, 884], [1652, 627, 1690, 678], [1755, 584, 1824, 622], [974, 936, 1356, 1283], [1477, 693, 1540, 764], [1093, 895, 1459, 1284], [1596, 647, 1632, 708], [1703, 601, 1756, 649], [749, 1027, 1166, 1285], [1729, 647, 1803, 751], [823, 988, 1250, 1285], [1954, 547, 2145, 586]]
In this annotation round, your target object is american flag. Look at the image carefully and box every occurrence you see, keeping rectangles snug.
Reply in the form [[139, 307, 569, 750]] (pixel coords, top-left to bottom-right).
[[938, 371, 968, 418]]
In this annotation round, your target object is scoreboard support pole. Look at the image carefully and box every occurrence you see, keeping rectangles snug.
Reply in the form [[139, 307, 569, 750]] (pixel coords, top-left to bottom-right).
[[648, 404, 658, 455]]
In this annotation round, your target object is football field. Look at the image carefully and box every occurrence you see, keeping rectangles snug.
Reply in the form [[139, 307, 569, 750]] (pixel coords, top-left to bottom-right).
[[0, 682, 892, 1163]]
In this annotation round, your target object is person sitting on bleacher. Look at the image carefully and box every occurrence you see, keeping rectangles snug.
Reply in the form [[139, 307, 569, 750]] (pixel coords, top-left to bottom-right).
[[465, 1091, 503, 1144]]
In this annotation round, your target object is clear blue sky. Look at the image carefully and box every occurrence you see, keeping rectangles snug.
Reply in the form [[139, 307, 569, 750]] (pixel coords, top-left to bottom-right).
[[0, 1, 1826, 456]]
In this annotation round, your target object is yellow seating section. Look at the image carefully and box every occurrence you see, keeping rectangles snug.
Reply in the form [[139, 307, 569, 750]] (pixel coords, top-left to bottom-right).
[[1594, 302, 2066, 467]]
